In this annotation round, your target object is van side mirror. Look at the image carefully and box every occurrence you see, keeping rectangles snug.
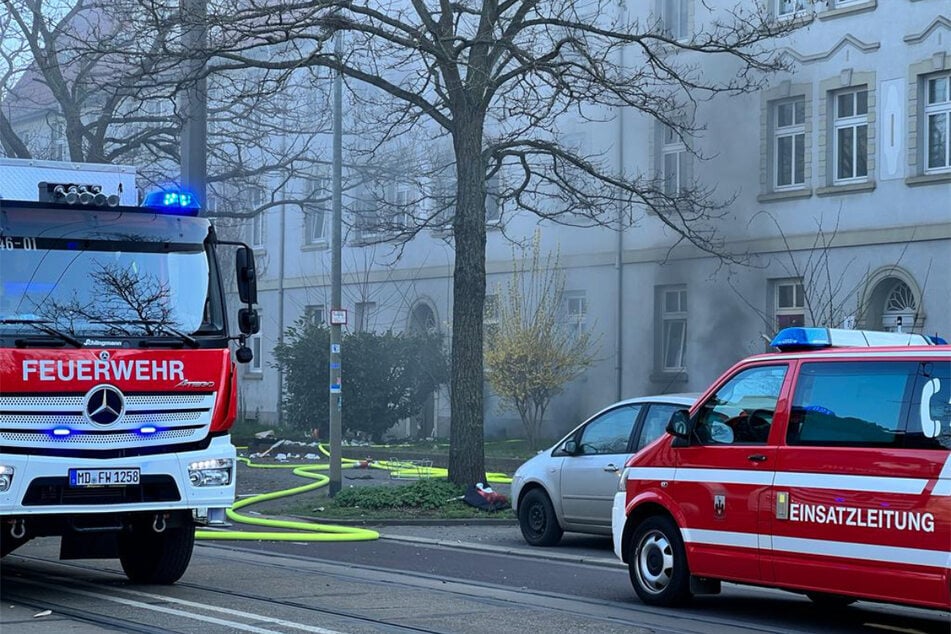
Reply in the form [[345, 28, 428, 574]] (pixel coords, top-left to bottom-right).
[[666, 409, 691, 439], [236, 247, 257, 304]]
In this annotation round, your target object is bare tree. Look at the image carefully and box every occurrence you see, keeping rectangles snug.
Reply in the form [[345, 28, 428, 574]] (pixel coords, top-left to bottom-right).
[[37, 0, 802, 484], [0, 0, 337, 219], [485, 232, 598, 450], [729, 210, 922, 340]]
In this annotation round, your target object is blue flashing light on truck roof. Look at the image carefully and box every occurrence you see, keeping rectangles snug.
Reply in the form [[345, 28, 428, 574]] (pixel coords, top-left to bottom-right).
[[770, 327, 941, 351], [142, 189, 200, 215]]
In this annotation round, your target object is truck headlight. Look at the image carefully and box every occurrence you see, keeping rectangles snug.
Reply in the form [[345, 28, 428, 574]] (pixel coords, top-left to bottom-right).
[[188, 458, 233, 487], [0, 466, 13, 493]]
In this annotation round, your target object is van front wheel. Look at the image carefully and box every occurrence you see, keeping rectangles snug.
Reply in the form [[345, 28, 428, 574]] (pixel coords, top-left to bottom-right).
[[628, 515, 691, 606]]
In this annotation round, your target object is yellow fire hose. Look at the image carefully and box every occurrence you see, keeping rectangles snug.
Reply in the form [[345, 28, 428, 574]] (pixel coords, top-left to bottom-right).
[[196, 445, 511, 542]]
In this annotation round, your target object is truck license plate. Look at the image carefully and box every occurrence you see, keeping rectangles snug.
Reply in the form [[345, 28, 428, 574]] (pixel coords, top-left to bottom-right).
[[69, 468, 140, 487]]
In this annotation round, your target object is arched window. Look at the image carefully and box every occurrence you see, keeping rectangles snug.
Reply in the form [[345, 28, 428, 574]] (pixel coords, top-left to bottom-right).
[[882, 280, 917, 333]]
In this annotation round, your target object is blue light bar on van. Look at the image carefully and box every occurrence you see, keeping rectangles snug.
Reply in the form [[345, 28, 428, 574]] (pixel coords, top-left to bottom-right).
[[142, 189, 201, 215], [771, 327, 937, 351]]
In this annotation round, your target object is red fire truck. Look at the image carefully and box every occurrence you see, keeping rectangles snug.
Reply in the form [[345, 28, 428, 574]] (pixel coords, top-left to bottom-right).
[[611, 327, 950, 610], [0, 159, 259, 584]]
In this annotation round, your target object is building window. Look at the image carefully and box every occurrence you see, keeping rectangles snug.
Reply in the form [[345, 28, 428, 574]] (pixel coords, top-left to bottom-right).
[[562, 291, 587, 340], [386, 184, 413, 229], [661, 0, 689, 40], [251, 214, 265, 248], [925, 73, 951, 173], [774, 279, 805, 330], [354, 301, 376, 333], [833, 88, 868, 183], [660, 124, 688, 196], [657, 286, 687, 372], [777, 0, 810, 18], [304, 305, 325, 325], [306, 175, 329, 244], [249, 315, 263, 374], [774, 98, 806, 189]]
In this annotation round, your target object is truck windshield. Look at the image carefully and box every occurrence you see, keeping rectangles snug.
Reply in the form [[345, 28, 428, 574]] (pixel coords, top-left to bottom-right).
[[0, 206, 222, 340]]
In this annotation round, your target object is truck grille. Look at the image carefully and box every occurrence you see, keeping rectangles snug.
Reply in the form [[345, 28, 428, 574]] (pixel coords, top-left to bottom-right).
[[0, 392, 215, 452], [22, 475, 181, 505]]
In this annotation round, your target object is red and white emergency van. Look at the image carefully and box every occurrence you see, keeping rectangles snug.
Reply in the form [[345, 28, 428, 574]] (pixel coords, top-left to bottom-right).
[[0, 159, 259, 584], [611, 327, 950, 610]]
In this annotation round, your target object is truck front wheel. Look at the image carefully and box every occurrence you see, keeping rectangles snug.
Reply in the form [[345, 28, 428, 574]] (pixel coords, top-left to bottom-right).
[[118, 520, 195, 584], [628, 515, 691, 606]]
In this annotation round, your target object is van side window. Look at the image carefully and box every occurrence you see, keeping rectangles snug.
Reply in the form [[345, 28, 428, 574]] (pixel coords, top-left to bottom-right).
[[907, 361, 951, 450], [574, 404, 643, 455], [787, 361, 918, 448], [694, 365, 787, 445]]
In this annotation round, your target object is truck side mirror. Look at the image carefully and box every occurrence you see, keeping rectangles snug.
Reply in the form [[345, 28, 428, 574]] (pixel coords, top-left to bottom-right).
[[238, 308, 260, 335], [236, 247, 257, 305]]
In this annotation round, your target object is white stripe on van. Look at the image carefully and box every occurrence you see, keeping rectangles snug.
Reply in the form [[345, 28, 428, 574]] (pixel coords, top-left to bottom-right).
[[683, 528, 950, 569], [773, 471, 927, 494], [626, 463, 951, 497]]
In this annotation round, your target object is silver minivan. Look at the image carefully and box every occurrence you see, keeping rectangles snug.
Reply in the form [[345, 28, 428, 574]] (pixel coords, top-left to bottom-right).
[[511, 393, 698, 546]]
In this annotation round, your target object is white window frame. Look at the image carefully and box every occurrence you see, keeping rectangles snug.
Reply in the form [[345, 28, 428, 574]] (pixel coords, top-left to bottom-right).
[[774, 279, 805, 330], [306, 175, 329, 244], [833, 88, 869, 183], [389, 185, 412, 228], [251, 213, 265, 248], [773, 98, 806, 189], [776, 0, 810, 19], [249, 315, 263, 374], [662, 0, 689, 41], [661, 125, 687, 196], [925, 73, 951, 173], [562, 291, 587, 341], [304, 304, 325, 325], [660, 287, 687, 372]]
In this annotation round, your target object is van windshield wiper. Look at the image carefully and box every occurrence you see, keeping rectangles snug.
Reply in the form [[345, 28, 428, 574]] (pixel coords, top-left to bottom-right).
[[0, 318, 83, 348], [91, 319, 200, 348]]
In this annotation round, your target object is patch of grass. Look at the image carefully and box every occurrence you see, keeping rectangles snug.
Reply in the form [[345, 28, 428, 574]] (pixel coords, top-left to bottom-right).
[[281, 479, 516, 521]]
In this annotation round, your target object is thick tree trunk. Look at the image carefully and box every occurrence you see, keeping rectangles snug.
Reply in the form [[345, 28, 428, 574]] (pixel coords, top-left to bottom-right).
[[447, 117, 487, 486]]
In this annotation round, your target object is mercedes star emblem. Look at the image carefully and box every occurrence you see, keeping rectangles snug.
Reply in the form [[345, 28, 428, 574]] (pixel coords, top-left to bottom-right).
[[83, 385, 126, 426]]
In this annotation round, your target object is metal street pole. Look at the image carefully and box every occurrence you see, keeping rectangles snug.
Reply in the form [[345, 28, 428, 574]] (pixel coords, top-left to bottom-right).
[[328, 31, 344, 497], [180, 0, 207, 210]]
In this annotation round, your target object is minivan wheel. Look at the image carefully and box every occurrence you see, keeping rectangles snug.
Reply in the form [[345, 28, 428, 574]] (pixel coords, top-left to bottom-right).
[[517, 488, 563, 546], [628, 515, 691, 606]]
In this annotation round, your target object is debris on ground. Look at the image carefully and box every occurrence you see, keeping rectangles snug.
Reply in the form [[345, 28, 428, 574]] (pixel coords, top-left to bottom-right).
[[462, 483, 509, 512]]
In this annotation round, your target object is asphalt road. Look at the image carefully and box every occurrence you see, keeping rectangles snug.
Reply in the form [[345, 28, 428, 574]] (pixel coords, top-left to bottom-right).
[[2, 457, 948, 633]]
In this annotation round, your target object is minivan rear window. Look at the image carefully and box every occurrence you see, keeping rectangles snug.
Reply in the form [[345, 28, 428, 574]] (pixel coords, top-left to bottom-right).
[[788, 361, 951, 449]]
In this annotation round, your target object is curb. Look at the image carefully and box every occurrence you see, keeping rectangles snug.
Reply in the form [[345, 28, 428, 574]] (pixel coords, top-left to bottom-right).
[[294, 516, 518, 527], [378, 533, 625, 570]]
